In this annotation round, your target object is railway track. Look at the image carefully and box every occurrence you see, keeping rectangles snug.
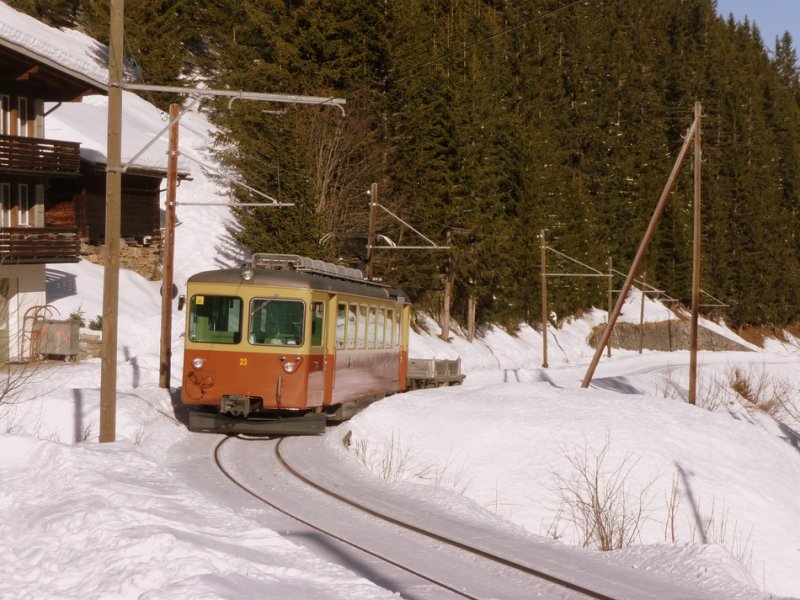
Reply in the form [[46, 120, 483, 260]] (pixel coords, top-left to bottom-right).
[[213, 435, 634, 600], [215, 436, 481, 599], [273, 437, 625, 600]]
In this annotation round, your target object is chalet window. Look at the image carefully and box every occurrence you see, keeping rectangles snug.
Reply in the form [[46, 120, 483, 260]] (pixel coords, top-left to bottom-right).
[[0, 95, 9, 135], [17, 98, 28, 137], [0, 184, 9, 228], [34, 184, 44, 227], [18, 184, 29, 226], [34, 100, 44, 138]]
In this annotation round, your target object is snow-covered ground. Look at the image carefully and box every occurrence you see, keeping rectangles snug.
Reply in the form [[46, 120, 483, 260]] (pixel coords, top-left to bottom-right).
[[2, 4, 800, 597], [4, 258, 800, 599]]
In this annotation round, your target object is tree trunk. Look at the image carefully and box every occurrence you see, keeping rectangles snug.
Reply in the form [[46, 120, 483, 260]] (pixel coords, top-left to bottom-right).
[[440, 271, 454, 341], [467, 294, 477, 342]]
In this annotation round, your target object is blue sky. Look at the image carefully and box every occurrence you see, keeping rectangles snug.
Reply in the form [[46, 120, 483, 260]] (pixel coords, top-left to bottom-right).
[[716, 0, 800, 50]]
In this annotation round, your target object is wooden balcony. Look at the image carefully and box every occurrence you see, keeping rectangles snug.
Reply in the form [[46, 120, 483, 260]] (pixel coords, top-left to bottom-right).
[[0, 228, 80, 264], [0, 135, 81, 175]]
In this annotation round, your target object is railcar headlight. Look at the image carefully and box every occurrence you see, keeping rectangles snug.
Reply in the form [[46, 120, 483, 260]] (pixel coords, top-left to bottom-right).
[[192, 357, 206, 369], [281, 355, 302, 373]]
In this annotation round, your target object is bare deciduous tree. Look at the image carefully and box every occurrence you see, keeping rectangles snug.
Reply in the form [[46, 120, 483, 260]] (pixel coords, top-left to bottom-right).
[[299, 104, 383, 248]]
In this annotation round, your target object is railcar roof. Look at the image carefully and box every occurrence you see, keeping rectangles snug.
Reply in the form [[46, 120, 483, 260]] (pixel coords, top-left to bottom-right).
[[187, 268, 408, 304]]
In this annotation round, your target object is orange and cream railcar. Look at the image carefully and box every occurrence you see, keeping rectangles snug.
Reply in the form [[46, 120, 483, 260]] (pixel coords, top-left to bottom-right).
[[180, 254, 411, 434]]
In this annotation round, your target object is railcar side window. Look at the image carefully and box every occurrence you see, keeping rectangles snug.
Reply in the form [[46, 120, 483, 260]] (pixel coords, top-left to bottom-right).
[[385, 309, 394, 348], [358, 305, 368, 349], [395, 311, 401, 346], [249, 298, 305, 346], [189, 295, 242, 344], [346, 305, 357, 349], [336, 303, 346, 348], [367, 307, 377, 349], [376, 309, 386, 349]]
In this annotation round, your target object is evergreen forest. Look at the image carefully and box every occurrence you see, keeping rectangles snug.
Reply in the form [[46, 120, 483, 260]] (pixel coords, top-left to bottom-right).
[[12, 0, 800, 330]]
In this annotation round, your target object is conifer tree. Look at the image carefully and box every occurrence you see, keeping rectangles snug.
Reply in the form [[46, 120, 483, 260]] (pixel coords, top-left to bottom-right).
[[13, 0, 800, 326], [4, 0, 80, 26]]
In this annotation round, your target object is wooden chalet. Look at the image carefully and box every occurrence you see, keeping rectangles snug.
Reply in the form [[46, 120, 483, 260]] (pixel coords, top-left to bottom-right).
[[0, 19, 108, 362], [0, 39, 106, 264], [47, 157, 168, 247], [1, 6, 194, 361]]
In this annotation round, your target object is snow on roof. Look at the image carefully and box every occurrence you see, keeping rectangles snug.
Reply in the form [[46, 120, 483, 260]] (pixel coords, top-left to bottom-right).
[[46, 93, 191, 175], [0, 1, 108, 88], [0, 2, 210, 178]]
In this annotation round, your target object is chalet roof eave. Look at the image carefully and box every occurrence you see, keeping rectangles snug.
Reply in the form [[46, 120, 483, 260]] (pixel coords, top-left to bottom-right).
[[81, 157, 192, 181], [0, 36, 107, 98], [125, 164, 193, 181]]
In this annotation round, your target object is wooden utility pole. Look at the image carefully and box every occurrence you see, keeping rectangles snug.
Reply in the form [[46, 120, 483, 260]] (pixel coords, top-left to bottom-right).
[[606, 257, 613, 358], [639, 272, 646, 354], [582, 113, 698, 388], [99, 0, 123, 443], [366, 182, 378, 279], [540, 230, 548, 368], [159, 103, 179, 389], [689, 102, 702, 405]]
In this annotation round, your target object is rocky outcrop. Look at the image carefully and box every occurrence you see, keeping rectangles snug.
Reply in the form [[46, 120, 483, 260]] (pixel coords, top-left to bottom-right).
[[588, 320, 753, 352], [81, 241, 161, 281]]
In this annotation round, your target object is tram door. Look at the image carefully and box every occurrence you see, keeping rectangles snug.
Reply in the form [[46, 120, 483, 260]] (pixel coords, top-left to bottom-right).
[[326, 295, 345, 405], [307, 295, 327, 408]]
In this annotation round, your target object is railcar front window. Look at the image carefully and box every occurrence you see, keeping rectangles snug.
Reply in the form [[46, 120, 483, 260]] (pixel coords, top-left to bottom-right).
[[249, 299, 305, 346], [189, 295, 242, 344]]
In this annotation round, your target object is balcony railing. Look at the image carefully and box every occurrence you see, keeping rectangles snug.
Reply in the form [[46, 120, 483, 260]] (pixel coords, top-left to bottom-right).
[[0, 228, 80, 263], [0, 135, 81, 174]]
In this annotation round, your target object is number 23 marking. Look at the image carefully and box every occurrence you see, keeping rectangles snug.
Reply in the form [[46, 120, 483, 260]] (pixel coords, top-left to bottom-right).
[[239, 358, 248, 366]]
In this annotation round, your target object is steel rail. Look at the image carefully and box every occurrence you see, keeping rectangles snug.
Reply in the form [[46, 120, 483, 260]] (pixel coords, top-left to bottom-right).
[[274, 438, 620, 600], [212, 436, 481, 600]]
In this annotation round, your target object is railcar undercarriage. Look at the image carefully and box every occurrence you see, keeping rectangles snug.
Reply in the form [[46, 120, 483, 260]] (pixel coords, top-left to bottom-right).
[[188, 409, 327, 436]]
